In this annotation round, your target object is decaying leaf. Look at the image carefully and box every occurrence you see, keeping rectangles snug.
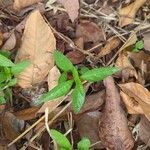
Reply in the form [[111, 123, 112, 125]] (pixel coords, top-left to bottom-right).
[[13, 0, 42, 10], [120, 91, 144, 114], [139, 115, 150, 146], [119, 82, 150, 121], [98, 37, 121, 58], [13, 107, 39, 120], [58, 0, 79, 22], [2, 112, 24, 141], [15, 10, 56, 88], [38, 66, 61, 113], [119, 0, 147, 27], [115, 52, 138, 81], [2, 32, 16, 51], [99, 76, 134, 150], [76, 20, 104, 43], [76, 111, 103, 149]]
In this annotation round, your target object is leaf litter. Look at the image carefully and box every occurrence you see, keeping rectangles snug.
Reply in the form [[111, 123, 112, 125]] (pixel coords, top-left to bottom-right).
[[0, 0, 150, 149]]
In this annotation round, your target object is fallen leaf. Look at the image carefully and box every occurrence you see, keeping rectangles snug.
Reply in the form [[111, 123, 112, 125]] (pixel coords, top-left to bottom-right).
[[119, 82, 150, 121], [99, 76, 134, 150], [76, 111, 103, 149], [115, 52, 138, 81], [38, 66, 61, 113], [119, 0, 147, 27], [76, 20, 104, 43], [13, 0, 42, 11], [143, 32, 150, 52], [66, 51, 85, 64], [139, 115, 150, 146], [58, 0, 79, 22], [98, 37, 121, 57], [2, 112, 24, 141], [13, 107, 39, 120], [15, 10, 56, 88], [2, 32, 16, 51], [120, 91, 144, 114]]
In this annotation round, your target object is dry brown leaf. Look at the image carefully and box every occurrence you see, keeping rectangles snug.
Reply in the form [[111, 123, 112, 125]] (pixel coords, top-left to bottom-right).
[[119, 0, 147, 27], [119, 82, 150, 121], [38, 66, 61, 113], [76, 20, 104, 43], [13, 0, 42, 11], [58, 0, 79, 22], [2, 32, 16, 50], [76, 111, 103, 149], [66, 51, 85, 64], [2, 112, 24, 141], [120, 91, 144, 114], [139, 115, 150, 146], [99, 76, 134, 150], [115, 52, 138, 81], [98, 37, 121, 58], [15, 10, 56, 88], [14, 107, 39, 120]]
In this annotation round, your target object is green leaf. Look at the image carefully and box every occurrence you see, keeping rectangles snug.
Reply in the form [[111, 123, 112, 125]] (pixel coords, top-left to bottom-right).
[[4, 67, 12, 81], [40, 80, 73, 103], [7, 78, 17, 87], [77, 138, 91, 150], [0, 51, 11, 58], [135, 40, 144, 49], [58, 72, 68, 84], [0, 96, 5, 104], [50, 129, 72, 150], [72, 67, 81, 86], [80, 67, 119, 82], [132, 48, 140, 53], [72, 84, 85, 114], [0, 53, 14, 67], [11, 60, 30, 75], [54, 50, 73, 72], [79, 67, 90, 75], [0, 72, 7, 83]]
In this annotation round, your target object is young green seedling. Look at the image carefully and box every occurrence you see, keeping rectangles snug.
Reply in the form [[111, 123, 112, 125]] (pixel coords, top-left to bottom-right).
[[49, 129, 91, 150], [38, 50, 119, 113], [132, 40, 144, 52], [0, 51, 30, 104]]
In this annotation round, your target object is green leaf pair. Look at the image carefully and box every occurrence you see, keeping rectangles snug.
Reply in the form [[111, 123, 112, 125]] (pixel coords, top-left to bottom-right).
[[50, 129, 91, 150], [40, 50, 119, 113]]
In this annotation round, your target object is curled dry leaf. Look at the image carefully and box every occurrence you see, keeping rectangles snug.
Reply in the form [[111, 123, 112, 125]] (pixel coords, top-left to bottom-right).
[[15, 10, 56, 88], [120, 91, 144, 114], [13, 0, 42, 11], [99, 76, 134, 150], [76, 20, 104, 43], [38, 66, 61, 113], [98, 37, 121, 58], [2, 32, 16, 51], [119, 0, 147, 27], [58, 0, 79, 22], [119, 82, 150, 121], [115, 52, 138, 81]]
